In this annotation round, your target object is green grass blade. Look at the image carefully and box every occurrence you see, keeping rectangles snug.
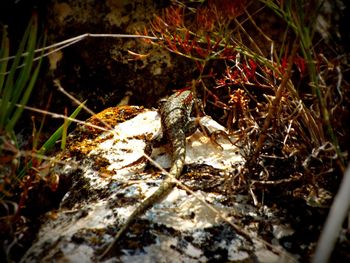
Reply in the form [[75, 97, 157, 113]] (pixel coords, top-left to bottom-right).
[[0, 26, 10, 94], [7, 55, 41, 131], [11, 101, 87, 185], [7, 30, 45, 131], [38, 101, 87, 155], [0, 19, 32, 129], [8, 15, 38, 118], [6, 15, 38, 131], [61, 111, 68, 150]]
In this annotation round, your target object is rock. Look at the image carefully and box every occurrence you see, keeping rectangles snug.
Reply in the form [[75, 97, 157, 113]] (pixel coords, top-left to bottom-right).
[[21, 106, 296, 263]]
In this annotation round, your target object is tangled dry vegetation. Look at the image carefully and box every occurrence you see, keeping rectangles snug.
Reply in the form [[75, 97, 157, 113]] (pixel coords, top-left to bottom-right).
[[142, 0, 347, 202], [141, 1, 349, 259]]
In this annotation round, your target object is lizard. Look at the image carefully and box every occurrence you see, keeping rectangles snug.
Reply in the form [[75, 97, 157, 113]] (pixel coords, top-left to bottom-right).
[[99, 89, 199, 259]]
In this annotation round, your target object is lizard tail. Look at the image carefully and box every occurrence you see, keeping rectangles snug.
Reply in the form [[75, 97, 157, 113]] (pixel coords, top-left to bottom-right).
[[100, 131, 187, 259]]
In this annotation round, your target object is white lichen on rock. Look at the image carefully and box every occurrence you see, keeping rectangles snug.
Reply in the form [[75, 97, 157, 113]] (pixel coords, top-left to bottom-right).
[[21, 107, 296, 263]]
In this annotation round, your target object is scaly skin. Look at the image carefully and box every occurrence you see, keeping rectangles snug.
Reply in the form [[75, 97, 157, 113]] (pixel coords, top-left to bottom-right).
[[100, 90, 197, 259]]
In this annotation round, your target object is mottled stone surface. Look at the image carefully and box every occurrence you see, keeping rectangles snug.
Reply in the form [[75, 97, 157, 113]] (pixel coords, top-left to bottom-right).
[[21, 106, 295, 263]]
